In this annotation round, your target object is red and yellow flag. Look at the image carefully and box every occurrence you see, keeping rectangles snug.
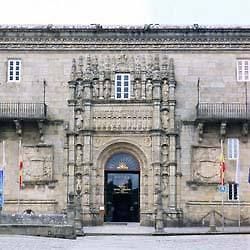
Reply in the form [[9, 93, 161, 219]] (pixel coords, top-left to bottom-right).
[[19, 140, 23, 189], [219, 140, 226, 185]]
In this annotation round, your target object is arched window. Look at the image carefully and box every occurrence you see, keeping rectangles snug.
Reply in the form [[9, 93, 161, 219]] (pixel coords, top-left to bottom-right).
[[105, 152, 140, 171]]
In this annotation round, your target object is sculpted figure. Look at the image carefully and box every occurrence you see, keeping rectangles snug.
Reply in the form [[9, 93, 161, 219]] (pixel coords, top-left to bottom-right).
[[134, 79, 141, 99], [75, 110, 83, 130], [146, 80, 153, 99]]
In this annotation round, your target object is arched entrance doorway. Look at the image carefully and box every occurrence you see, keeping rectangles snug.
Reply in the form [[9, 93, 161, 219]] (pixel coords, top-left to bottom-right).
[[104, 152, 140, 222]]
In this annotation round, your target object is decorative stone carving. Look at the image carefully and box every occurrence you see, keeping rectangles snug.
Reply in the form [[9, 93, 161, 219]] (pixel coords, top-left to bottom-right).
[[93, 79, 99, 99], [71, 58, 77, 81], [144, 137, 152, 147], [76, 81, 83, 100], [76, 145, 83, 166], [197, 122, 204, 143], [116, 54, 129, 72], [93, 107, 153, 131], [162, 79, 169, 102], [2, 26, 250, 51], [23, 145, 54, 182], [14, 120, 22, 137], [134, 79, 141, 99], [146, 80, 153, 100], [75, 173, 82, 195], [191, 146, 220, 183], [75, 109, 83, 131], [161, 144, 169, 165], [241, 122, 248, 143], [161, 109, 169, 131], [38, 120, 45, 143], [220, 122, 227, 138], [103, 80, 111, 99], [78, 56, 84, 79]]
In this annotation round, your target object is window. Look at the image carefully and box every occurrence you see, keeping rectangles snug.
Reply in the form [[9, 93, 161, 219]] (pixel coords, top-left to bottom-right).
[[8, 59, 21, 82], [227, 138, 239, 160], [115, 73, 130, 100], [237, 60, 250, 82], [228, 183, 239, 201]]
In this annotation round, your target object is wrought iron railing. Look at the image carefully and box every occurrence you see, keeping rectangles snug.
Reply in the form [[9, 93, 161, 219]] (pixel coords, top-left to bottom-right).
[[0, 102, 47, 120], [197, 103, 248, 120]]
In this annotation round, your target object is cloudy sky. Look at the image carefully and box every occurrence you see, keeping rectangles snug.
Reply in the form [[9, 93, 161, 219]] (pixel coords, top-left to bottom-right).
[[0, 0, 249, 26]]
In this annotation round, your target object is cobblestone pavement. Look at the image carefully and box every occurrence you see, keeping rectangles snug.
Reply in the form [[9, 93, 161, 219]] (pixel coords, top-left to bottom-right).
[[0, 234, 250, 250]]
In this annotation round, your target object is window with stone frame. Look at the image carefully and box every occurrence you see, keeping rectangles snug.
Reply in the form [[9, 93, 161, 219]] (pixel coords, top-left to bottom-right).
[[115, 73, 130, 99], [228, 183, 239, 201], [8, 59, 21, 82], [236, 59, 250, 82], [227, 138, 239, 160]]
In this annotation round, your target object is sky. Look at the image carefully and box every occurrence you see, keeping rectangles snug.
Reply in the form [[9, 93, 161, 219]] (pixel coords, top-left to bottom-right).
[[0, 0, 250, 26]]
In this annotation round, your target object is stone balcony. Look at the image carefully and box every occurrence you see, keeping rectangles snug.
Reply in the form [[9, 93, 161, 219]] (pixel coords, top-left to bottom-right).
[[196, 103, 248, 122], [0, 102, 47, 121]]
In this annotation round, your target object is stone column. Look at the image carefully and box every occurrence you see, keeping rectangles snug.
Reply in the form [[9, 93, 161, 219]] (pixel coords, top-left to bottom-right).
[[151, 62, 163, 227], [82, 78, 94, 225], [167, 59, 178, 210], [67, 80, 77, 201]]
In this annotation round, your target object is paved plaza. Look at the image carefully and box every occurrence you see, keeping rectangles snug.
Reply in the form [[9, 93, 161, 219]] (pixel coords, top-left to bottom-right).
[[0, 234, 250, 250]]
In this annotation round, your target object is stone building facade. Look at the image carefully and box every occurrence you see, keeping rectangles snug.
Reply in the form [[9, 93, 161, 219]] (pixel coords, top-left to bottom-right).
[[0, 25, 250, 227]]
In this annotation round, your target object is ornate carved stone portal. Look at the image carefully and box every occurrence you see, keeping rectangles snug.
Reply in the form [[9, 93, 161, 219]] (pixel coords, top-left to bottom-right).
[[67, 53, 179, 226]]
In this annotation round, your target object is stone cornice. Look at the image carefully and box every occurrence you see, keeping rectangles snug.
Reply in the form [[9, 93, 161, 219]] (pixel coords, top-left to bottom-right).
[[1, 25, 250, 50]]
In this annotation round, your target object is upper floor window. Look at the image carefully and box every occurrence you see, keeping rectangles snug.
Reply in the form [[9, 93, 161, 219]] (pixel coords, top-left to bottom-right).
[[227, 138, 239, 160], [8, 59, 21, 82], [237, 60, 250, 82], [115, 73, 130, 100]]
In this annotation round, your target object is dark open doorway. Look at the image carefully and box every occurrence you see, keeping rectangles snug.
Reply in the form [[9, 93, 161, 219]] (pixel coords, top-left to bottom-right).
[[105, 172, 139, 222], [104, 152, 140, 223]]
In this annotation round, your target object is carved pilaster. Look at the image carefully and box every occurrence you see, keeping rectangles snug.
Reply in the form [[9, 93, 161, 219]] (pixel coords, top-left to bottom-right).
[[78, 56, 84, 79], [71, 58, 77, 81], [167, 58, 178, 211]]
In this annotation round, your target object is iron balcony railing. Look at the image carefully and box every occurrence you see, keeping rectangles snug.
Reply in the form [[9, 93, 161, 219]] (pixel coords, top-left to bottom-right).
[[0, 102, 47, 120], [197, 103, 249, 121]]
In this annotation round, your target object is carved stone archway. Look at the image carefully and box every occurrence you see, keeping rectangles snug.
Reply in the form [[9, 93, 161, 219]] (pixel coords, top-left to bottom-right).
[[96, 141, 151, 225]]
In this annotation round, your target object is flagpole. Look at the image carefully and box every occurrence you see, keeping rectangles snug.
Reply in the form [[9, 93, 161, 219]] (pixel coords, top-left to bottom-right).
[[2, 140, 5, 171], [220, 139, 225, 232], [222, 192, 224, 232], [17, 139, 22, 213], [236, 140, 240, 232], [238, 184, 241, 232]]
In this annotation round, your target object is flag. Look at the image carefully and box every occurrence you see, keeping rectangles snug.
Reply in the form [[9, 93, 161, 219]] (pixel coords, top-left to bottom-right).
[[219, 140, 226, 185], [18, 140, 23, 189], [235, 139, 240, 184]]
